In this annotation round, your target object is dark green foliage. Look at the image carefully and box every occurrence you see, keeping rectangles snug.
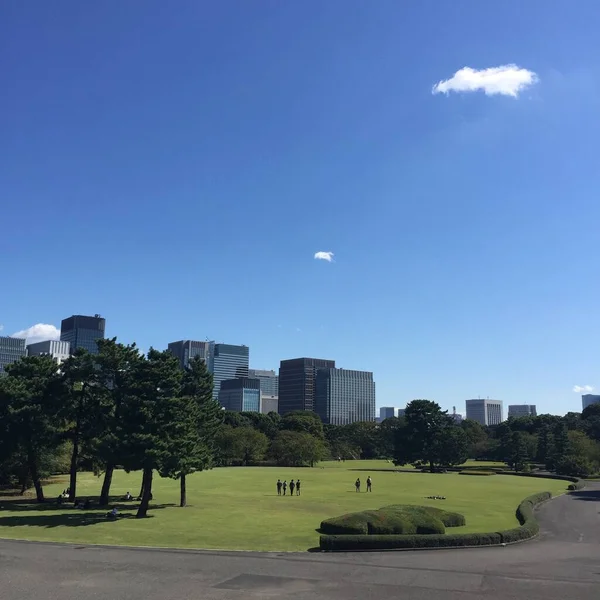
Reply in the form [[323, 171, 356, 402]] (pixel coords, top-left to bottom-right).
[[281, 411, 325, 440], [555, 455, 594, 478], [458, 470, 496, 476], [268, 430, 327, 466], [320, 493, 550, 551], [320, 505, 464, 536], [215, 425, 269, 466], [393, 400, 468, 470]]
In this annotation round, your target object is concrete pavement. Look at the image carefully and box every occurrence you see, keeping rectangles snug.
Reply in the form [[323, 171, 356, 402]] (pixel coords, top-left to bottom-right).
[[1, 484, 599, 600]]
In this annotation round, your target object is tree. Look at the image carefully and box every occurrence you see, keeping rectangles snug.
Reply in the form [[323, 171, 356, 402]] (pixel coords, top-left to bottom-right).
[[435, 427, 469, 467], [215, 426, 269, 466], [504, 431, 530, 471], [393, 400, 452, 471], [0, 356, 66, 502], [342, 421, 383, 459], [119, 348, 183, 518], [159, 356, 223, 507], [461, 419, 488, 457], [281, 411, 324, 440], [536, 425, 554, 463], [60, 348, 105, 501], [95, 339, 145, 505], [547, 422, 571, 470], [269, 430, 327, 466], [555, 455, 594, 478]]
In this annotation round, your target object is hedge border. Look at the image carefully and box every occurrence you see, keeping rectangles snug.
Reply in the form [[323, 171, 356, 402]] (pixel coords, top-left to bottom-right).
[[319, 491, 552, 552]]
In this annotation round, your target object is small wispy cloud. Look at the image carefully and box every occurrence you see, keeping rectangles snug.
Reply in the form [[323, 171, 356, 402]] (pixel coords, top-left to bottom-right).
[[432, 64, 538, 97], [573, 385, 594, 393], [314, 251, 334, 262], [0, 324, 4, 332], [11, 323, 60, 345]]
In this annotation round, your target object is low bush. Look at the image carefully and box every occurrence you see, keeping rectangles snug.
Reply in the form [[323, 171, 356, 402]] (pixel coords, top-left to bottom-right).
[[568, 481, 585, 491], [458, 470, 496, 476], [319, 505, 464, 536], [319, 492, 551, 551]]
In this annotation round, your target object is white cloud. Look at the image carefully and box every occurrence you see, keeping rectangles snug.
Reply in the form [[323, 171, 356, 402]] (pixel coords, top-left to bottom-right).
[[432, 64, 538, 97], [314, 251, 334, 262], [11, 323, 61, 345], [0, 324, 4, 332], [573, 385, 594, 393]]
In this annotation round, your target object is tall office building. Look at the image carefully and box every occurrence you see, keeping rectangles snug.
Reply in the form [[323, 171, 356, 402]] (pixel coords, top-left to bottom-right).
[[0, 336, 26, 375], [168, 340, 213, 370], [315, 368, 376, 425], [508, 404, 537, 418], [26, 340, 70, 364], [218, 377, 260, 412], [60, 314, 105, 354], [380, 407, 404, 420], [212, 343, 249, 400], [465, 399, 503, 426], [278, 357, 336, 415], [582, 394, 600, 410], [248, 369, 278, 396]]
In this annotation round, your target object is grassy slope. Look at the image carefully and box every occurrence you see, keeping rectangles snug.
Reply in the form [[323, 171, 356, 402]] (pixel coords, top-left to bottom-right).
[[0, 461, 566, 551]]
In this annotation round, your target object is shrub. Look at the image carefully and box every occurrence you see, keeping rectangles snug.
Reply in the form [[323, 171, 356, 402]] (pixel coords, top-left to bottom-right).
[[568, 481, 585, 491], [320, 505, 464, 536], [458, 470, 496, 476], [319, 493, 551, 551], [555, 456, 594, 478]]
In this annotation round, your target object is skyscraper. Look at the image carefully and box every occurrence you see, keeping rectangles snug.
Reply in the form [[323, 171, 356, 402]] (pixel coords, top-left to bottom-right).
[[218, 377, 260, 412], [508, 404, 537, 418], [582, 394, 600, 410], [278, 357, 335, 415], [248, 368, 278, 397], [380, 407, 404, 420], [60, 314, 105, 354], [315, 368, 376, 425], [212, 343, 249, 400], [26, 340, 70, 364], [0, 336, 26, 375], [168, 340, 213, 370], [465, 399, 503, 426]]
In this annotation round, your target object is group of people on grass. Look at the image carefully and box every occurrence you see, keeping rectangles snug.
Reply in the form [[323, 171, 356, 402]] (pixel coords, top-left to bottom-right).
[[276, 479, 301, 496], [355, 476, 373, 492]]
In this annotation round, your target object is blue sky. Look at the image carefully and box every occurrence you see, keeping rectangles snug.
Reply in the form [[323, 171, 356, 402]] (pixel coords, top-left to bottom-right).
[[2, 1, 599, 416]]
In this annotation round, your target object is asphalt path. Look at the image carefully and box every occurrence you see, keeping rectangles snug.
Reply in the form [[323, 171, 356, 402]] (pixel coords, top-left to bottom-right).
[[1, 484, 598, 600]]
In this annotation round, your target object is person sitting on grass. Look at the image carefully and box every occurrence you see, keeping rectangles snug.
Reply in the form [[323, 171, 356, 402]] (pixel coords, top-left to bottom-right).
[[106, 507, 118, 520], [125, 491, 132, 501], [289, 480, 295, 496], [83, 498, 91, 510]]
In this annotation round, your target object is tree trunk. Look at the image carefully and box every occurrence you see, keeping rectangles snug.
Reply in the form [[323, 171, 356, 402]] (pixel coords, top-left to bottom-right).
[[28, 454, 44, 503], [138, 468, 150, 499], [99, 463, 114, 506], [68, 433, 79, 502], [429, 460, 434, 473], [136, 468, 153, 518], [180, 473, 187, 507]]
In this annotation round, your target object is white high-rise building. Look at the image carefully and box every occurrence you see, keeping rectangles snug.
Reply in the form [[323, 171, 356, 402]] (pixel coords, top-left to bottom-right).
[[465, 399, 503, 426], [26, 340, 71, 365]]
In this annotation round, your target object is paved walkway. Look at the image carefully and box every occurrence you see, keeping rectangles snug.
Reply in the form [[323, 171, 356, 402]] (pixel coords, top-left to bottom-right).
[[1, 484, 598, 600]]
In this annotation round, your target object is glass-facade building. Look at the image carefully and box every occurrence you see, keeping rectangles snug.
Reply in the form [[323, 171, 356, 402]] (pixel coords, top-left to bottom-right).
[[508, 404, 537, 418], [465, 399, 504, 426], [315, 368, 376, 425], [0, 336, 26, 375], [248, 368, 278, 396], [168, 340, 214, 370], [278, 357, 336, 415], [60, 314, 105, 355], [212, 343, 249, 400], [218, 377, 260, 412], [582, 394, 600, 410]]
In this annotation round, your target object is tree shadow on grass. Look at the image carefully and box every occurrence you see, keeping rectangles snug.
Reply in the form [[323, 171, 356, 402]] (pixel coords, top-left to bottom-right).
[[570, 490, 600, 502], [0, 496, 176, 513]]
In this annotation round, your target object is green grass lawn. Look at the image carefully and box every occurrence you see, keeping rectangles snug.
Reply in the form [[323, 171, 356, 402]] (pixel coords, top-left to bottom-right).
[[0, 461, 567, 551]]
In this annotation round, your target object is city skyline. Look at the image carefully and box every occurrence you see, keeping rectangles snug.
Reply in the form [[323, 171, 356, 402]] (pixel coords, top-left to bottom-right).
[[1, 315, 594, 415]]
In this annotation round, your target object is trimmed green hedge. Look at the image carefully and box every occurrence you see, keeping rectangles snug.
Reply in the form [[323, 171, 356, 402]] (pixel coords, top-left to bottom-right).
[[458, 470, 496, 476], [567, 481, 585, 491], [319, 492, 551, 551], [319, 505, 464, 536]]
